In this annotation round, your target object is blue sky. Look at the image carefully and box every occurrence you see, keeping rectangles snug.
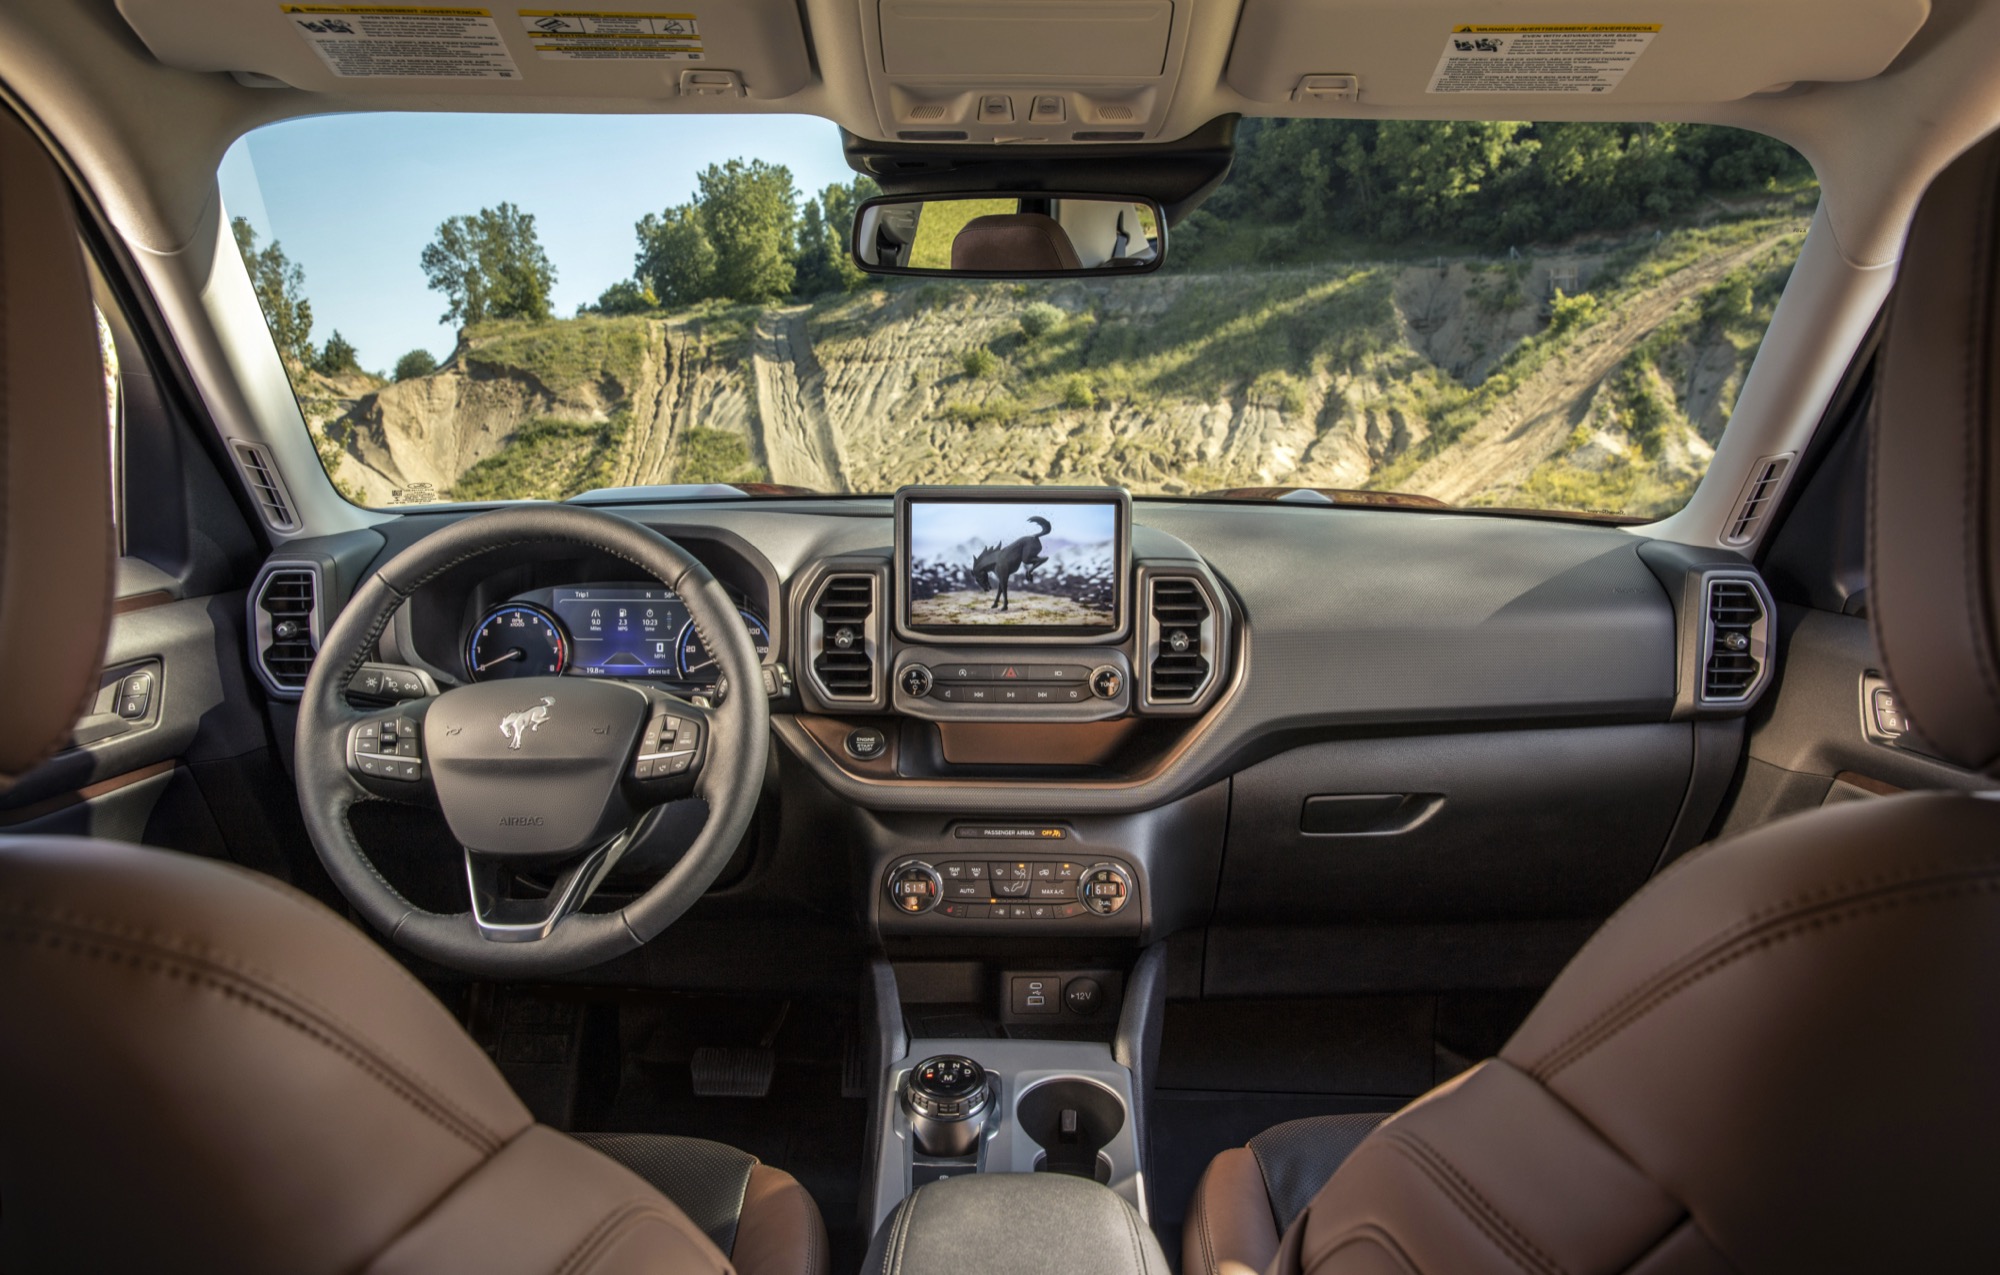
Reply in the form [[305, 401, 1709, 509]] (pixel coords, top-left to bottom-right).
[[219, 112, 854, 372], [908, 502, 1117, 561]]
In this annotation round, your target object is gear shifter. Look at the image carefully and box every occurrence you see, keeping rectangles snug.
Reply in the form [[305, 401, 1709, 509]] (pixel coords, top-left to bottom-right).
[[900, 1054, 992, 1158]]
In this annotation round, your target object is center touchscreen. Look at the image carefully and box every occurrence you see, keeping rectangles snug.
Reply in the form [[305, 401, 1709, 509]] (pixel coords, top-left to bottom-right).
[[898, 488, 1128, 639]]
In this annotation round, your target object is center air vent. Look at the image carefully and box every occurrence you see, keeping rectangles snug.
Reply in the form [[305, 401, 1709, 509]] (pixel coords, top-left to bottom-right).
[[1701, 576, 1769, 703], [252, 564, 320, 697], [810, 573, 878, 702], [1145, 575, 1216, 707]]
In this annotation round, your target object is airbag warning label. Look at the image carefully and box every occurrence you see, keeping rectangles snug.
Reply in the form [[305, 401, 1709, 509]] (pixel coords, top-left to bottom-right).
[[281, 6, 521, 78], [1427, 24, 1659, 95], [518, 10, 704, 60]]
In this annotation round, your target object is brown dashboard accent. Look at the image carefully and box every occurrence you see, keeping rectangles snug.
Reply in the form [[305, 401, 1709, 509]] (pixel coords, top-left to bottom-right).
[[795, 715, 901, 778], [1834, 770, 1904, 797], [0, 759, 177, 826], [937, 719, 1137, 767], [112, 590, 175, 615]]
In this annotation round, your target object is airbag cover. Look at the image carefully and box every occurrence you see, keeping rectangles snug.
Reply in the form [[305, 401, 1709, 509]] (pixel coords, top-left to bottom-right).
[[422, 677, 645, 856]]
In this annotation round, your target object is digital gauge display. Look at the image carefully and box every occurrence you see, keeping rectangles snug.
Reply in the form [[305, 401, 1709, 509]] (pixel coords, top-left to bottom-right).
[[551, 587, 688, 678]]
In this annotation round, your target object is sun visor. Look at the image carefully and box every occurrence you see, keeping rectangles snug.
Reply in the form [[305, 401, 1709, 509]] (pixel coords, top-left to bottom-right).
[[1225, 0, 1931, 106], [115, 0, 811, 99]]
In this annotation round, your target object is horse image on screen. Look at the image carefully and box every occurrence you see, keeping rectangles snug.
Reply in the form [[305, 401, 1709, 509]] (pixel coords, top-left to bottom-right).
[[907, 501, 1118, 628]]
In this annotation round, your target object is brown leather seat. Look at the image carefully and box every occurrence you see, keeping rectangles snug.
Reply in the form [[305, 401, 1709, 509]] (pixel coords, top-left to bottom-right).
[[1184, 133, 2000, 1274], [0, 112, 826, 1274], [951, 212, 1084, 271]]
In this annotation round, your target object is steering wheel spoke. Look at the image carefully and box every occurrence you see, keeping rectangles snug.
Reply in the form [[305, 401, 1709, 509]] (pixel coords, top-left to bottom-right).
[[344, 698, 437, 803], [463, 825, 634, 943], [624, 687, 712, 798]]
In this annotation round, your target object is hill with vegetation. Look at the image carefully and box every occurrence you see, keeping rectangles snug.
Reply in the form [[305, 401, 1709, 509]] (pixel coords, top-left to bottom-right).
[[254, 120, 1817, 517]]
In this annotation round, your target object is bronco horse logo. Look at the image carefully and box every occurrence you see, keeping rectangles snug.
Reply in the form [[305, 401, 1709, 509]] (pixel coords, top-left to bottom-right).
[[499, 697, 555, 750]]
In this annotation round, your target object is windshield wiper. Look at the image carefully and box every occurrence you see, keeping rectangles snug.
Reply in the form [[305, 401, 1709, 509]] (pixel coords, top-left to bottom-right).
[[1190, 486, 1648, 525]]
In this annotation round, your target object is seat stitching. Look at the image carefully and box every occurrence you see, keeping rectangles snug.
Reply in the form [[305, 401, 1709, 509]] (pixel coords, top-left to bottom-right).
[[0, 915, 504, 1151], [1526, 858, 2000, 1074], [1375, 1132, 1559, 1275], [556, 1198, 727, 1275], [1539, 873, 2000, 1080], [1117, 1189, 1146, 1274], [0, 900, 505, 1141], [1194, 1162, 1220, 1275]]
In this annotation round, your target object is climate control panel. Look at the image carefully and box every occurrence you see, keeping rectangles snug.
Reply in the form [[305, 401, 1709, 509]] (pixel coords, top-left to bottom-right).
[[891, 647, 1130, 722], [885, 855, 1134, 921]]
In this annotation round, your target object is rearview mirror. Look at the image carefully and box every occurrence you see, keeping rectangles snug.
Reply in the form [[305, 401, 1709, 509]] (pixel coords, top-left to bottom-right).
[[851, 193, 1167, 279]]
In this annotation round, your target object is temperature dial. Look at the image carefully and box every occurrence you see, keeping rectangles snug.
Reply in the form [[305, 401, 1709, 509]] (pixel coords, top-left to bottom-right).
[[1078, 862, 1133, 917], [886, 860, 944, 915]]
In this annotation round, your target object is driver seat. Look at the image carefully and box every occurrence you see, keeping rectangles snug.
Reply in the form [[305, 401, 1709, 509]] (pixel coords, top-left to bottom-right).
[[0, 113, 826, 1273]]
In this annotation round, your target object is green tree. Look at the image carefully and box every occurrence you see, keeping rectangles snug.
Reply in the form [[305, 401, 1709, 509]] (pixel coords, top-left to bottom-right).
[[581, 279, 657, 315], [230, 216, 315, 368], [793, 176, 880, 298], [420, 202, 556, 326], [393, 348, 438, 381], [313, 329, 361, 375], [696, 158, 799, 303], [634, 205, 718, 307]]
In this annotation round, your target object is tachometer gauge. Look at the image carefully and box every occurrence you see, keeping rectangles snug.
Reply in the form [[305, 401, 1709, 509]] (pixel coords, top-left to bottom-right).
[[467, 604, 568, 680], [675, 610, 771, 682]]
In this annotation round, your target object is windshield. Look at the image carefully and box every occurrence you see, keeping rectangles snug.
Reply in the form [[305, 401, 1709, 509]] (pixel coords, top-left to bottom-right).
[[222, 115, 1813, 517]]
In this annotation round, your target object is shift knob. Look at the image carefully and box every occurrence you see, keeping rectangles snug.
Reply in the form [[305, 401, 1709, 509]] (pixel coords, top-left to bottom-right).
[[900, 1054, 992, 1158]]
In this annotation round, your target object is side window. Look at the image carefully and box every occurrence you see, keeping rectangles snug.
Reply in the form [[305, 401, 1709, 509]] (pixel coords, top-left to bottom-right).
[[94, 303, 125, 555]]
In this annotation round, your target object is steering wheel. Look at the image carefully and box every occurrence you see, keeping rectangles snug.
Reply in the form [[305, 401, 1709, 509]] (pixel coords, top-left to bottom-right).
[[295, 505, 769, 976]]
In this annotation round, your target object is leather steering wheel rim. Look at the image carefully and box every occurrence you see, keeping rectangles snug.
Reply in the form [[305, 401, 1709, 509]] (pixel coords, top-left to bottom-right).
[[294, 504, 770, 977]]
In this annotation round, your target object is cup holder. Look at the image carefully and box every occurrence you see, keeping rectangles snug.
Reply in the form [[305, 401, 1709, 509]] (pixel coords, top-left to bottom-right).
[[1016, 1077, 1126, 1182]]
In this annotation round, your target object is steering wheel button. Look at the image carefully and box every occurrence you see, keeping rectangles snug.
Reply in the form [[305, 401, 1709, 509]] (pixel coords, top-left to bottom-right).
[[355, 738, 381, 755], [664, 752, 693, 775]]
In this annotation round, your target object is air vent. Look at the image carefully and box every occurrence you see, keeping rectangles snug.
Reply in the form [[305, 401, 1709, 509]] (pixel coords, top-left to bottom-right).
[[1701, 577, 1768, 703], [252, 566, 319, 696], [810, 574, 878, 701], [1721, 453, 1794, 546], [231, 441, 300, 532], [1146, 576, 1215, 706]]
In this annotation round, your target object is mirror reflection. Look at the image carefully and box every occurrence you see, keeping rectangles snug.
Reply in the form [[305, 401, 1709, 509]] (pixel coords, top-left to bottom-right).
[[854, 195, 1163, 277]]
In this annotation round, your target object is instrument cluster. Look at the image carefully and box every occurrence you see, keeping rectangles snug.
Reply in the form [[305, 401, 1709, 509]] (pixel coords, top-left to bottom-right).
[[466, 583, 769, 686]]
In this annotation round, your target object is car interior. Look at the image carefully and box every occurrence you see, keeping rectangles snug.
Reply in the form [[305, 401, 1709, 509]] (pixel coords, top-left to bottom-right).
[[2, 1, 2000, 1272]]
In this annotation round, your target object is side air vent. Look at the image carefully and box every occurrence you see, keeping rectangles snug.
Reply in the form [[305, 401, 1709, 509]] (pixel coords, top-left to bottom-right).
[[1721, 453, 1794, 546], [231, 441, 301, 532], [810, 573, 878, 701], [1700, 576, 1770, 703], [1145, 575, 1217, 707], [252, 565, 320, 697]]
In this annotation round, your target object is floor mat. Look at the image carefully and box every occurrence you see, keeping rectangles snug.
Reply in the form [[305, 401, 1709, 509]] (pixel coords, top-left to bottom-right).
[[570, 992, 871, 1272]]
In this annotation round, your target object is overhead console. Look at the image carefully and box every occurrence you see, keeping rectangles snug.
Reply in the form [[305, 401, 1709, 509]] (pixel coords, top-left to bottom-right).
[[861, 0, 1196, 142]]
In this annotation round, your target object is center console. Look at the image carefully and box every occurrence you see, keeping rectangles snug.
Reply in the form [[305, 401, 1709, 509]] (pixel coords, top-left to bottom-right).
[[872, 1039, 1148, 1225]]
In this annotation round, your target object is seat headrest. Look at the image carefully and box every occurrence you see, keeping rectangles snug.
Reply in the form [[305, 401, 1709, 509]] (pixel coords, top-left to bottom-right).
[[951, 213, 1083, 273], [0, 112, 115, 786]]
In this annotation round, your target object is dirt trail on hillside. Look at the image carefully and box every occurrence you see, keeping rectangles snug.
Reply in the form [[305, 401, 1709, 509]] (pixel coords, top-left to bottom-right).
[[752, 306, 847, 491], [612, 320, 677, 489], [1402, 235, 1782, 505]]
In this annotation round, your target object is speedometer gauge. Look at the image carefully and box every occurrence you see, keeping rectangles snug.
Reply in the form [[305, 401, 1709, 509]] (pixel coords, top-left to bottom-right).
[[467, 604, 568, 680], [675, 610, 771, 682]]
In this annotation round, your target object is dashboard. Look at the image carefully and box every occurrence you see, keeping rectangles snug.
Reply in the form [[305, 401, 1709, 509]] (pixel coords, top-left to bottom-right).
[[264, 487, 1773, 955]]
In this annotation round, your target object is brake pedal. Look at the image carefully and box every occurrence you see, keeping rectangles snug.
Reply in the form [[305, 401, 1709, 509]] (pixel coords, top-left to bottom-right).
[[690, 1046, 775, 1098]]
